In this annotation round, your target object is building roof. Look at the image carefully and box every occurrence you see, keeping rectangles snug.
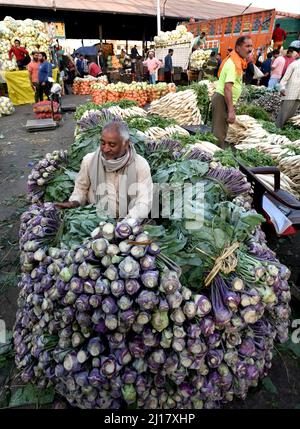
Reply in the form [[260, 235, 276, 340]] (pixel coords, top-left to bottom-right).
[[0, 0, 264, 20]]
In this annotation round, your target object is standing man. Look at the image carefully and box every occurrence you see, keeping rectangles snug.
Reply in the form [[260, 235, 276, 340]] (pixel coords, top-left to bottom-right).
[[276, 49, 300, 128], [8, 39, 29, 70], [38, 52, 53, 102], [211, 36, 253, 148], [130, 45, 139, 76], [28, 51, 40, 103], [164, 49, 173, 83], [192, 32, 207, 50], [272, 23, 287, 51], [268, 50, 285, 90], [202, 51, 218, 79], [97, 49, 106, 74], [76, 54, 85, 78], [281, 48, 295, 77], [260, 52, 273, 87], [143, 51, 162, 84]]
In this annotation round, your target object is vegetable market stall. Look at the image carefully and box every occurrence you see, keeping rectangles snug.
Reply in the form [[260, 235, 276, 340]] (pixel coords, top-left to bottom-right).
[[2, 69, 58, 106], [13, 100, 292, 409], [0, 16, 53, 72]]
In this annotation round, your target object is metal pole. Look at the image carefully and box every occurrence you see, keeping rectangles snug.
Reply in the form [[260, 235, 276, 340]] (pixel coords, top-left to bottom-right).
[[157, 0, 161, 35]]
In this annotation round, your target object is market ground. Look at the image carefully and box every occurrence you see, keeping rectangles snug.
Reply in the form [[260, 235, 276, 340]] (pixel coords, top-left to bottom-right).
[[0, 95, 300, 409]]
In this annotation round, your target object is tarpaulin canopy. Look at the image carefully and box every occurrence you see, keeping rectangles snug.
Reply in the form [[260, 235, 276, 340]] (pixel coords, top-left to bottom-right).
[[4, 68, 58, 105], [74, 46, 97, 56]]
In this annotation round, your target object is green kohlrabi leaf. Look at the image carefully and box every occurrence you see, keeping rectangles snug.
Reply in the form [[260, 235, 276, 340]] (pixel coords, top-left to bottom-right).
[[9, 384, 55, 408]]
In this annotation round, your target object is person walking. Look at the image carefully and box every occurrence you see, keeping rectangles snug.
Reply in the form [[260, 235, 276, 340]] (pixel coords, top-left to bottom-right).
[[260, 52, 273, 87], [281, 48, 295, 77], [38, 52, 53, 102], [8, 39, 30, 70], [272, 23, 287, 51], [143, 51, 162, 84], [268, 50, 285, 90], [27, 51, 40, 103], [276, 50, 300, 128], [211, 36, 253, 148], [164, 49, 173, 83]]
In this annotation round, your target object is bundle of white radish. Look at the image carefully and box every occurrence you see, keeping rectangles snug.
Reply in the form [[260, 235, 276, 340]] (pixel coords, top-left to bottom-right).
[[279, 156, 300, 191], [149, 90, 202, 126], [255, 173, 299, 199], [289, 115, 300, 128], [227, 115, 268, 144], [136, 124, 190, 141], [107, 106, 147, 119]]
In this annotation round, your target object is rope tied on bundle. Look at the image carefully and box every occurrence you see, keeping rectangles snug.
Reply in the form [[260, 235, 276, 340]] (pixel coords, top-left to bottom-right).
[[196, 242, 240, 287]]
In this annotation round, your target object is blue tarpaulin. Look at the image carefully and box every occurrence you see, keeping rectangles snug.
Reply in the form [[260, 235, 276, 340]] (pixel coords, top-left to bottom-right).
[[74, 46, 97, 56]]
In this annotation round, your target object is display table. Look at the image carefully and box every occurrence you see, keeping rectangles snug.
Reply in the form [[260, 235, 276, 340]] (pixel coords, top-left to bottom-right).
[[2, 69, 58, 105]]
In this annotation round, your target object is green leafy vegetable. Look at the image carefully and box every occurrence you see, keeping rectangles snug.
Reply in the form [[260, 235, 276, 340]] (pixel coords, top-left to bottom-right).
[[57, 205, 109, 249], [9, 384, 55, 408], [214, 148, 276, 168], [236, 104, 270, 122]]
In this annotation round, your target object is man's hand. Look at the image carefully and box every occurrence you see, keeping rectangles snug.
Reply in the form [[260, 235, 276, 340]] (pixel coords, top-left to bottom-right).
[[280, 89, 286, 97], [227, 109, 236, 124], [55, 201, 80, 210], [41, 82, 46, 87]]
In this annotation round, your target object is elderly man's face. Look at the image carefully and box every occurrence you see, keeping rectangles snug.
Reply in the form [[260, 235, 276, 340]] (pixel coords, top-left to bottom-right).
[[101, 128, 129, 160]]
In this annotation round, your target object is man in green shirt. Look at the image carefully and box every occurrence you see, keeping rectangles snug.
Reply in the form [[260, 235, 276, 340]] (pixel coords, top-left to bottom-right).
[[211, 36, 253, 148]]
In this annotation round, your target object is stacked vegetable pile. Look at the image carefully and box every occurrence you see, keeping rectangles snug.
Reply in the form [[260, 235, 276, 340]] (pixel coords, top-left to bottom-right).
[[33, 101, 61, 121], [14, 101, 292, 409], [0, 16, 52, 71], [149, 89, 202, 126], [90, 82, 176, 107], [0, 96, 15, 116], [27, 150, 68, 203], [227, 115, 300, 198], [107, 55, 123, 69], [239, 86, 281, 122], [189, 50, 212, 70], [72, 76, 108, 96], [154, 25, 194, 48]]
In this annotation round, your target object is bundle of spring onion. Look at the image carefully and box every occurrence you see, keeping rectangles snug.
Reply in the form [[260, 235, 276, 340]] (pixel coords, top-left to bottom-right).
[[15, 100, 291, 409]]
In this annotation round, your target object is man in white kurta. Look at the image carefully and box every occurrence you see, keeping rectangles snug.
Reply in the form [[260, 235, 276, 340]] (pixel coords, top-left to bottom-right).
[[276, 52, 300, 129], [56, 121, 153, 220]]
